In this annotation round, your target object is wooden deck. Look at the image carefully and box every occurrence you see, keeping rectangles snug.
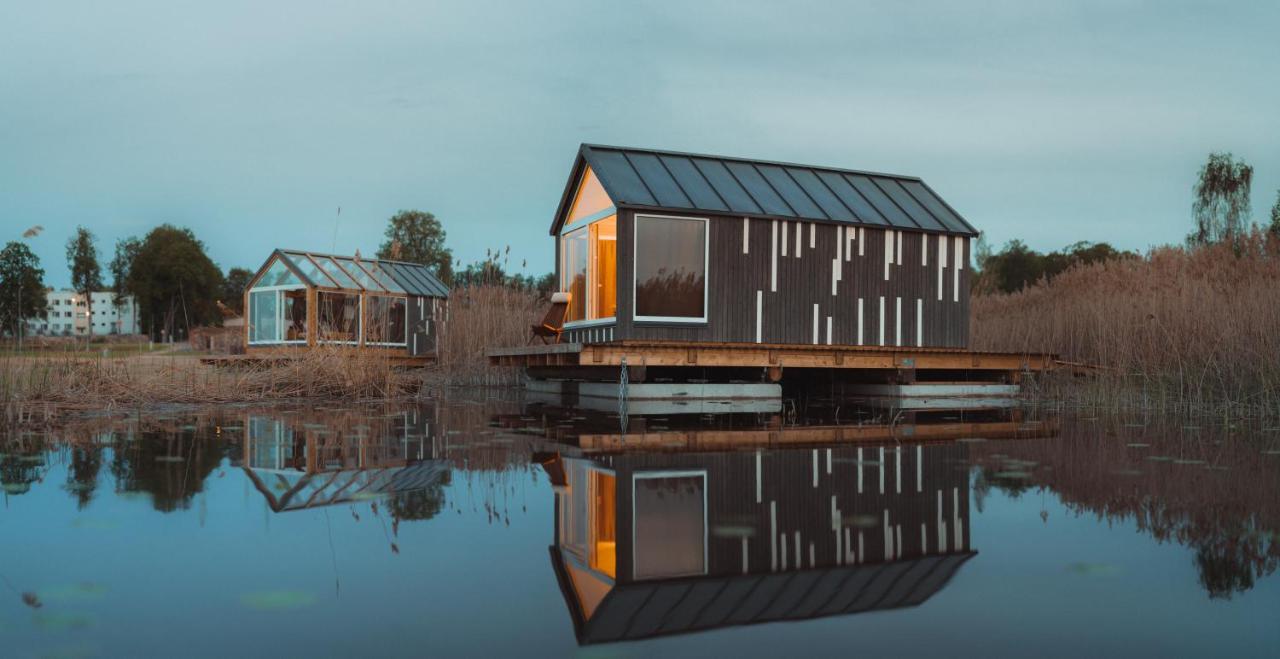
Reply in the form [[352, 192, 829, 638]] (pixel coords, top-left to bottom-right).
[[201, 352, 434, 367], [488, 340, 1053, 381]]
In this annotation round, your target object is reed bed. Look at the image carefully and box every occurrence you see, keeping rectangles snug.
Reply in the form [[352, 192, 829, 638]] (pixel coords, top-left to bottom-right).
[[432, 284, 543, 387], [1, 345, 419, 424], [972, 232, 1280, 414]]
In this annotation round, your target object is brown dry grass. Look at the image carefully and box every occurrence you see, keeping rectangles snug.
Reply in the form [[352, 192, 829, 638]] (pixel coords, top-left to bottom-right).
[[972, 232, 1280, 413], [432, 284, 543, 387], [1, 345, 420, 424]]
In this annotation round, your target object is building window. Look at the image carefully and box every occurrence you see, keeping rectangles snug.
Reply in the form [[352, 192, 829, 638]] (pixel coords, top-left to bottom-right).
[[365, 295, 407, 345], [249, 290, 279, 343], [560, 214, 617, 324], [283, 289, 307, 342], [632, 471, 706, 580], [634, 215, 708, 322], [317, 292, 360, 343]]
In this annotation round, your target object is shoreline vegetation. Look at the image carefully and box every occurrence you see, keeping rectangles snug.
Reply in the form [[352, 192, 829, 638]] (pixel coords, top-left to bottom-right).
[[974, 231, 1280, 416]]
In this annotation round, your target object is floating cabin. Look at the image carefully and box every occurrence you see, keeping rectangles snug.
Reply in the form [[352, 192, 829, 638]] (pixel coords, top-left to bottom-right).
[[243, 249, 449, 363], [548, 144, 977, 347]]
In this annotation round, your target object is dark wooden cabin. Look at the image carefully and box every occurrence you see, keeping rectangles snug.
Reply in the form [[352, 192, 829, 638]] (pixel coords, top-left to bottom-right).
[[243, 249, 449, 363], [549, 145, 978, 348]]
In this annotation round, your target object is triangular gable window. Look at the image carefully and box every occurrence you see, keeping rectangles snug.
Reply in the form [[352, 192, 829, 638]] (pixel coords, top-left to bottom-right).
[[566, 166, 614, 226], [254, 257, 304, 288]]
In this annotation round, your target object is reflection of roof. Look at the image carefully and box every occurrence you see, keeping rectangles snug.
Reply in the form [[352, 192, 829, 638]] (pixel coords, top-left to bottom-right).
[[556, 144, 977, 236], [268, 248, 449, 297], [552, 549, 974, 645], [244, 461, 448, 512]]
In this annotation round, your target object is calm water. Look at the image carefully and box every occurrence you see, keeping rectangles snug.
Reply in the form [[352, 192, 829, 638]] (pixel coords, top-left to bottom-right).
[[1, 394, 1278, 658]]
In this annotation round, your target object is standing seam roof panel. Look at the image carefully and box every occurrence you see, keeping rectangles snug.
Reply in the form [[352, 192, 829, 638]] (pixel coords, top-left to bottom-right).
[[898, 180, 975, 234], [392, 265, 437, 296], [689, 158, 762, 214], [844, 175, 918, 228], [786, 168, 857, 222], [755, 164, 826, 219], [723, 161, 794, 216], [872, 178, 946, 231], [623, 152, 694, 209], [587, 150, 658, 206], [378, 262, 422, 294], [814, 171, 888, 225], [657, 156, 730, 211]]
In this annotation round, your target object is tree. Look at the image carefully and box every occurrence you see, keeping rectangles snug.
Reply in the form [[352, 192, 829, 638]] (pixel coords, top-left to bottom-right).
[[376, 210, 453, 285], [221, 267, 254, 315], [0, 241, 48, 340], [110, 237, 141, 309], [115, 225, 224, 340], [1268, 190, 1280, 244], [1191, 152, 1253, 247], [66, 226, 103, 342]]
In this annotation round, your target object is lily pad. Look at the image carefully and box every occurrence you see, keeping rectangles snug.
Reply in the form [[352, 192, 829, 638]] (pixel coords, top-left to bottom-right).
[[240, 590, 317, 611]]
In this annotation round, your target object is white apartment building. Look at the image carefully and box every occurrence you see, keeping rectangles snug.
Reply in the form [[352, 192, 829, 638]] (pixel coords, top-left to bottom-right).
[[26, 290, 140, 336]]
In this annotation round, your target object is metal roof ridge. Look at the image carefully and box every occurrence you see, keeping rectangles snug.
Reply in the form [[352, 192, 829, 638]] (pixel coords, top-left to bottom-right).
[[580, 143, 927, 183]]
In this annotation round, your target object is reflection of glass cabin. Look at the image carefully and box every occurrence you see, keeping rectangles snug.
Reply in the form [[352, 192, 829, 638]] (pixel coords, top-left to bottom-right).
[[542, 442, 974, 644], [244, 249, 449, 362], [549, 144, 977, 346]]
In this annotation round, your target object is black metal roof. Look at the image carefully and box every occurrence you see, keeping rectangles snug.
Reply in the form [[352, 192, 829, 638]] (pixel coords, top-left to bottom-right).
[[552, 144, 977, 237], [256, 249, 450, 297]]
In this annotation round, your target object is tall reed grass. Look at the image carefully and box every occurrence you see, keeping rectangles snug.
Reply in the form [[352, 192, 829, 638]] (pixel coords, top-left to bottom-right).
[[432, 284, 543, 387], [972, 232, 1280, 413]]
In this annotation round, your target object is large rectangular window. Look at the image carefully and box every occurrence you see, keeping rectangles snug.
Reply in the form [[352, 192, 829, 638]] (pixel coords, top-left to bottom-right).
[[283, 289, 307, 342], [632, 471, 706, 580], [318, 292, 360, 343], [366, 295, 407, 345], [634, 215, 707, 322], [249, 290, 279, 343], [560, 214, 616, 324]]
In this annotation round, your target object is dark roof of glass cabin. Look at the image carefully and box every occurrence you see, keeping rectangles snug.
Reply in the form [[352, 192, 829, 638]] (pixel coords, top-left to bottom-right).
[[551, 144, 978, 237], [253, 249, 450, 297]]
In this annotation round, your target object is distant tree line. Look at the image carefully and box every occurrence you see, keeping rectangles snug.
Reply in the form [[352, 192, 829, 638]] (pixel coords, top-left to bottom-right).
[[973, 239, 1137, 294]]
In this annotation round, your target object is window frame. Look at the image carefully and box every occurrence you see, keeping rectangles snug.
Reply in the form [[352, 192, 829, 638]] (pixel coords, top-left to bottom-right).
[[364, 293, 409, 347], [316, 290, 362, 346], [559, 211, 618, 329], [632, 214, 710, 324], [631, 469, 709, 581], [247, 284, 308, 346]]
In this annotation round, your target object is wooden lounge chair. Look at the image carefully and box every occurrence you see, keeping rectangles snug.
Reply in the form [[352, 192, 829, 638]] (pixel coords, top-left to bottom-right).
[[529, 292, 570, 344]]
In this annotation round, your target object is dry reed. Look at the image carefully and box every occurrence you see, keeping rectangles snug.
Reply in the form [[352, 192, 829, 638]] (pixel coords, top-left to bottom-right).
[[432, 284, 543, 387], [972, 232, 1280, 414]]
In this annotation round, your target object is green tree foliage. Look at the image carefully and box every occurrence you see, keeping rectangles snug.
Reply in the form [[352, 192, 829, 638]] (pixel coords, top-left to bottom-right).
[[974, 240, 1136, 294], [0, 241, 48, 338], [115, 225, 225, 340], [221, 267, 254, 314], [66, 226, 103, 339], [110, 236, 141, 308], [1191, 152, 1253, 247], [376, 210, 454, 285], [453, 247, 555, 296]]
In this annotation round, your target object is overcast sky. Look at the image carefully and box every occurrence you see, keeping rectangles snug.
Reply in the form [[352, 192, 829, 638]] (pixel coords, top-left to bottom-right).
[[3, 0, 1278, 288]]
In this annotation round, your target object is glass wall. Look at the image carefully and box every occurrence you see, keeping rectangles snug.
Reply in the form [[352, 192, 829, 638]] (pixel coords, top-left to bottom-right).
[[318, 292, 360, 343], [634, 215, 707, 321], [283, 289, 307, 342], [561, 214, 616, 324], [366, 295, 407, 345], [249, 290, 279, 344]]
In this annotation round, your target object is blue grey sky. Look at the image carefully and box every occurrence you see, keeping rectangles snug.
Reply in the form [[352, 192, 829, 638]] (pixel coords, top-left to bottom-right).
[[3, 0, 1278, 288]]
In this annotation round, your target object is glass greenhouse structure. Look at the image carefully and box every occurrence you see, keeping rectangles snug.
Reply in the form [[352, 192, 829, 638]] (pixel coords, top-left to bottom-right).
[[244, 249, 449, 361]]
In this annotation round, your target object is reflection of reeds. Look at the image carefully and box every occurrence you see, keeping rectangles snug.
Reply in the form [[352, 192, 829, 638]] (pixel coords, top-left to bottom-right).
[[635, 270, 703, 318], [432, 284, 542, 387], [973, 233, 1280, 413]]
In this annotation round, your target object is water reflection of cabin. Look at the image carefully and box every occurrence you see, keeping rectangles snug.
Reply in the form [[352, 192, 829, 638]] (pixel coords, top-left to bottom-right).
[[550, 144, 977, 346], [242, 409, 447, 512], [541, 443, 974, 644], [244, 249, 449, 363]]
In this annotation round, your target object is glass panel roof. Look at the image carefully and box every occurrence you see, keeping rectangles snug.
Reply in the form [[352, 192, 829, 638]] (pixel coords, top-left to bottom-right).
[[254, 257, 304, 288], [311, 255, 361, 289], [282, 252, 340, 287], [359, 261, 406, 293], [333, 258, 388, 292]]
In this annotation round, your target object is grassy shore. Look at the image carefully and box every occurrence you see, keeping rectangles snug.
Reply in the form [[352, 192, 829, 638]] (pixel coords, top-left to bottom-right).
[[972, 233, 1280, 415]]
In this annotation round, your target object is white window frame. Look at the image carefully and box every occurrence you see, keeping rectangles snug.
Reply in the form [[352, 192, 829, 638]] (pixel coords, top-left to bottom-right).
[[560, 212, 618, 329], [247, 285, 308, 346], [632, 214, 710, 324], [364, 293, 409, 347], [631, 469, 708, 581]]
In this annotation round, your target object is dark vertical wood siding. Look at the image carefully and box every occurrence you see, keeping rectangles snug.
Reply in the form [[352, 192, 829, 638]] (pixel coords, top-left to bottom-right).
[[610, 211, 969, 348], [605, 442, 971, 584]]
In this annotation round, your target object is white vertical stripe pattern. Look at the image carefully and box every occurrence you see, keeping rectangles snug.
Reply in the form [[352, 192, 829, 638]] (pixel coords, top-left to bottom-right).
[[922, 233, 928, 266], [884, 230, 894, 280], [742, 217, 749, 254], [755, 450, 762, 503], [846, 225, 854, 261], [895, 297, 902, 346], [826, 316, 832, 345], [755, 290, 763, 343], [812, 303, 819, 344], [937, 235, 947, 301], [857, 298, 864, 345], [878, 297, 885, 346], [897, 231, 903, 264], [954, 237, 963, 302], [781, 220, 788, 256], [795, 221, 802, 258], [770, 221, 778, 292], [809, 222, 815, 249], [916, 298, 924, 347], [858, 227, 865, 255]]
